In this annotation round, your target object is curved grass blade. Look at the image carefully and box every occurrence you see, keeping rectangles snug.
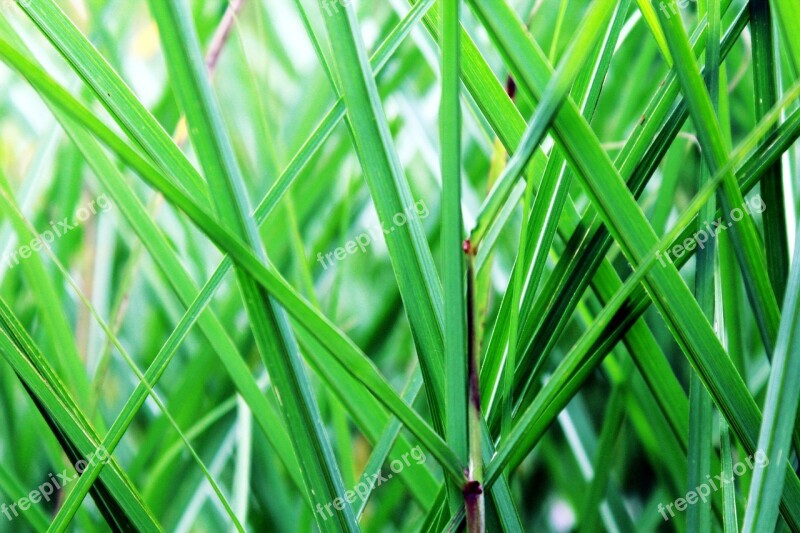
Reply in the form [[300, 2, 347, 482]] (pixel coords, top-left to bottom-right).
[[482, 0, 624, 420], [0, 11, 309, 499], [0, 175, 245, 532], [15, 0, 210, 210], [0, 171, 92, 412], [11, 1, 441, 508]]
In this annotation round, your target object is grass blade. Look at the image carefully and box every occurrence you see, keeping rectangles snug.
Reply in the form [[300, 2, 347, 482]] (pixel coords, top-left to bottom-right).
[[742, 220, 800, 532], [318, 0, 448, 429], [750, 0, 788, 302], [440, 0, 469, 518], [656, 0, 781, 354], [144, 1, 357, 527]]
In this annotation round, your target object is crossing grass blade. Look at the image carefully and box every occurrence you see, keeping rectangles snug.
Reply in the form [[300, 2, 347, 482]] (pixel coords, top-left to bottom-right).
[[144, 1, 359, 527], [317, 0, 448, 432], [466, 0, 800, 527], [484, 0, 619, 448], [0, 35, 466, 481], [315, 3, 526, 527], [0, 14, 314, 517], [9, 2, 441, 506], [656, 0, 781, 354], [634, 0, 672, 65], [481, 0, 625, 420], [504, 6, 751, 403], [771, 0, 800, 74], [483, 82, 800, 518], [0, 169, 92, 413], [1, 194, 247, 533], [0, 298, 161, 531], [742, 220, 800, 532], [15, 0, 209, 210]]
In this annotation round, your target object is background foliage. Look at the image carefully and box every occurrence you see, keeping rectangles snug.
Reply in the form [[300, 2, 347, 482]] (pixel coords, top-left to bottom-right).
[[0, 0, 798, 531]]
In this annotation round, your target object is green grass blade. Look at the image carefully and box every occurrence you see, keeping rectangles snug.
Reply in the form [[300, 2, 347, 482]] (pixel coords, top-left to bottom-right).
[[0, 174, 246, 531], [0, 300, 162, 531], [144, 0, 357, 527], [3, 0, 800, 528], [485, 146, 740, 482], [634, 0, 672, 65], [656, 0, 781, 354], [511, 9, 748, 388], [16, 0, 209, 210], [772, 0, 800, 74], [742, 225, 800, 532], [687, 0, 720, 528], [0, 35, 466, 482], [0, 463, 51, 532], [440, 0, 470, 517], [466, 2, 800, 525], [486, 0, 617, 431], [0, 19, 310, 504], [0, 171, 92, 412], [352, 368, 424, 517], [750, 0, 788, 302], [318, 0, 448, 430], [718, 229, 740, 533]]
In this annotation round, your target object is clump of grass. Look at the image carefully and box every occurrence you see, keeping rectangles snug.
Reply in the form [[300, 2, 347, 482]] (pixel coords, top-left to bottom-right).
[[0, 0, 797, 531]]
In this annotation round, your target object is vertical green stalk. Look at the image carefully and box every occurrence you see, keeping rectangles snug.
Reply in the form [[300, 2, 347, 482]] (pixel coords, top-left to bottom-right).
[[318, 0, 448, 433], [716, 49, 740, 533], [750, 0, 788, 302], [441, 0, 470, 518], [718, 230, 740, 533], [547, 0, 568, 62], [687, 0, 719, 529], [465, 255, 485, 532]]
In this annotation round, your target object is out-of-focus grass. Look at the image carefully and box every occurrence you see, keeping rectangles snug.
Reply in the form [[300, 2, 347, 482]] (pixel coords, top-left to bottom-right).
[[0, 0, 797, 531]]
